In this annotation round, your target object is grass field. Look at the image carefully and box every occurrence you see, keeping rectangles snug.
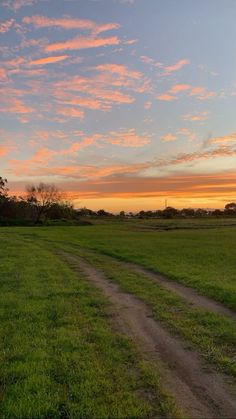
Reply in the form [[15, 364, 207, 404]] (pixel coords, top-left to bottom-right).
[[0, 218, 235, 418], [14, 218, 236, 309], [0, 233, 179, 418]]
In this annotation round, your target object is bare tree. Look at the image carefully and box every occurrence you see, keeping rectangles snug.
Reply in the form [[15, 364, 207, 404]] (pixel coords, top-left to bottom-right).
[[26, 182, 62, 223], [0, 177, 8, 197]]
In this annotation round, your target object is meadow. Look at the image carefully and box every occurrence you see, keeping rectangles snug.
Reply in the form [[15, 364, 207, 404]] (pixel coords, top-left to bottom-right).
[[0, 218, 235, 418]]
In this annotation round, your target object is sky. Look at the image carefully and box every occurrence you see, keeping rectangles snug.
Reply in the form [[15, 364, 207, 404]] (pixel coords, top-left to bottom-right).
[[0, 0, 236, 211]]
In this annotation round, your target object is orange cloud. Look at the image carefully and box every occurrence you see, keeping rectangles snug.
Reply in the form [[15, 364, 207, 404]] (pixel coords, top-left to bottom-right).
[[169, 84, 191, 93], [8, 67, 47, 77], [140, 56, 189, 75], [9, 171, 236, 212], [53, 76, 135, 109], [28, 55, 68, 66], [0, 142, 16, 157], [4, 57, 25, 67], [158, 84, 216, 102], [0, 68, 8, 81], [106, 129, 150, 147], [0, 97, 34, 114], [161, 133, 177, 142], [182, 111, 209, 121], [57, 107, 84, 119], [93, 63, 142, 80], [157, 93, 176, 101], [8, 147, 56, 175], [164, 59, 190, 73], [55, 94, 106, 110], [45, 35, 120, 53], [209, 132, 236, 145], [23, 15, 120, 35], [52, 61, 145, 115], [189, 86, 216, 100], [59, 136, 101, 155]]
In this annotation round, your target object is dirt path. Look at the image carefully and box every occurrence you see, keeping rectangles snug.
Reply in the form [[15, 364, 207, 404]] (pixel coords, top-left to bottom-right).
[[63, 252, 236, 419], [117, 260, 236, 322]]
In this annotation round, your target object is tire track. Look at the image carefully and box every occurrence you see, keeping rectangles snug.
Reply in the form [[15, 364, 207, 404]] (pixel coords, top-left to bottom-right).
[[122, 262, 236, 322], [63, 252, 236, 419]]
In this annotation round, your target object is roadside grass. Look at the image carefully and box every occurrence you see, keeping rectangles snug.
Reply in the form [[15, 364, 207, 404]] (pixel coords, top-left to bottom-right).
[[16, 222, 236, 310], [0, 234, 181, 419], [59, 244, 236, 377]]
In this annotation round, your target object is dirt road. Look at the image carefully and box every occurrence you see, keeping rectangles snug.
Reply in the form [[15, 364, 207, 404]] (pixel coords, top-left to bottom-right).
[[63, 252, 236, 419]]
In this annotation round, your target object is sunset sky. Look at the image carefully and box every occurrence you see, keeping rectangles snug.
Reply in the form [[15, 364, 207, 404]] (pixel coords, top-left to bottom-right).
[[1, 0, 236, 211]]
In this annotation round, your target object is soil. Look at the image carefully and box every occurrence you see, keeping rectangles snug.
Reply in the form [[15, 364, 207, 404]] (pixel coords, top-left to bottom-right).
[[124, 262, 236, 322], [63, 252, 236, 419]]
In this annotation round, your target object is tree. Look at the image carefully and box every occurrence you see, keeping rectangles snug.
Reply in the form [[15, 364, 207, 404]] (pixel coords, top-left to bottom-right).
[[26, 183, 62, 223], [224, 202, 236, 215], [162, 206, 178, 218], [0, 177, 8, 197], [180, 208, 195, 217]]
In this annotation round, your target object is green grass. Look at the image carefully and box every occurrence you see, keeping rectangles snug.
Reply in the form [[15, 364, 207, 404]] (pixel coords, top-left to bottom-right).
[[0, 234, 180, 419], [56, 245, 236, 377], [9, 220, 236, 309], [0, 220, 235, 416]]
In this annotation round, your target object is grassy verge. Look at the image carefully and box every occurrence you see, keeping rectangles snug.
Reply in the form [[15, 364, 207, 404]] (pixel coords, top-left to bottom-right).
[[59, 244, 236, 377], [0, 234, 180, 419], [6, 221, 235, 310]]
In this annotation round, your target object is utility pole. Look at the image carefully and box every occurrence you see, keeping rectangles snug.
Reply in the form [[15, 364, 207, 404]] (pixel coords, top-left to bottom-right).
[[165, 199, 168, 209]]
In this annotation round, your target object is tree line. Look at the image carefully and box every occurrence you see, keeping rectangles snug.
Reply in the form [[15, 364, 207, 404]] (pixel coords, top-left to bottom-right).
[[0, 176, 236, 226], [0, 177, 77, 226]]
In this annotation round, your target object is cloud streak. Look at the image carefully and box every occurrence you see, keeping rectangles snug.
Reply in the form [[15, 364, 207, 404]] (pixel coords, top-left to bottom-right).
[[23, 15, 120, 35], [28, 55, 68, 66], [44, 35, 120, 53]]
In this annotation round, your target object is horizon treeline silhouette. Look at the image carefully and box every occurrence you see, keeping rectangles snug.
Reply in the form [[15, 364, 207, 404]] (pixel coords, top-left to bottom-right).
[[0, 176, 236, 226]]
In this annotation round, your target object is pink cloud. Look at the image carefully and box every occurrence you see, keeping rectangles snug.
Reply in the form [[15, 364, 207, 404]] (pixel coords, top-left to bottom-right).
[[0, 142, 16, 157], [7, 141, 236, 180], [28, 55, 68, 66], [4, 57, 25, 67], [157, 93, 176, 101], [23, 15, 120, 35], [55, 93, 106, 110], [0, 19, 15, 33], [53, 75, 135, 109], [189, 86, 216, 100], [51, 61, 146, 115], [44, 35, 120, 53], [58, 136, 100, 155], [140, 56, 189, 75], [158, 84, 216, 102], [93, 63, 142, 80], [57, 107, 84, 119], [3, 0, 37, 11], [169, 84, 191, 93], [0, 68, 8, 81], [0, 97, 34, 115], [164, 59, 190, 73], [106, 129, 150, 147]]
